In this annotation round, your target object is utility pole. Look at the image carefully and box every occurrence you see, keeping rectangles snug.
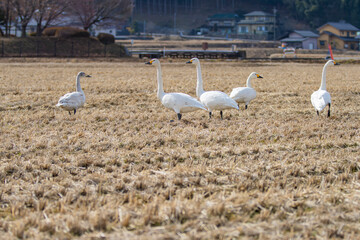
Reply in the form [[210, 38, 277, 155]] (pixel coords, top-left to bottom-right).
[[273, 7, 277, 41], [143, 20, 146, 35], [174, 11, 177, 34]]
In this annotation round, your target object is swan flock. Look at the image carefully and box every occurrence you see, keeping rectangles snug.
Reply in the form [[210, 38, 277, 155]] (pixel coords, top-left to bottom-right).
[[145, 58, 207, 120], [187, 58, 239, 119], [56, 59, 340, 120]]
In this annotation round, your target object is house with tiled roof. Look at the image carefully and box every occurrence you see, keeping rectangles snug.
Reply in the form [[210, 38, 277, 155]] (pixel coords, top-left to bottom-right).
[[280, 30, 319, 49], [237, 11, 275, 40], [207, 13, 239, 35], [317, 21, 360, 50]]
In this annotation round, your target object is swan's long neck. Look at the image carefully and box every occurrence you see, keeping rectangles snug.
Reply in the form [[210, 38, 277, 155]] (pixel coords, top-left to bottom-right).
[[195, 63, 205, 97], [320, 61, 331, 90], [246, 74, 253, 88], [156, 64, 165, 99], [76, 75, 82, 92]]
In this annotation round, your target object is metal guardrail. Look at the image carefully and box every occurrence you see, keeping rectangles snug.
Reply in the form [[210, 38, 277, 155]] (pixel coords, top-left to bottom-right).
[[131, 49, 246, 59]]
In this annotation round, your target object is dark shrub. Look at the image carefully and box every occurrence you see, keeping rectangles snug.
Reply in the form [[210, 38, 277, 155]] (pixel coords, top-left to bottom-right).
[[43, 27, 90, 39], [43, 27, 59, 37], [97, 33, 115, 45]]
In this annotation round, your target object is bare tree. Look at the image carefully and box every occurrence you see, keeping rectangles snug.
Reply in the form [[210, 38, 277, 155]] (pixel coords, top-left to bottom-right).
[[0, 0, 15, 36], [67, 0, 134, 30], [11, 0, 37, 37], [33, 0, 66, 36]]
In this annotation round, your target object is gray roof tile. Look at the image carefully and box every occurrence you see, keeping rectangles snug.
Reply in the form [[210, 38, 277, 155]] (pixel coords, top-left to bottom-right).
[[244, 11, 274, 17], [318, 22, 359, 31], [293, 30, 319, 37]]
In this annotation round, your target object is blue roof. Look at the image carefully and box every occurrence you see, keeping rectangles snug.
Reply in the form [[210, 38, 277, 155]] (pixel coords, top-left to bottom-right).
[[293, 30, 319, 37], [244, 11, 274, 17], [318, 22, 359, 31], [208, 13, 239, 19], [281, 38, 306, 42]]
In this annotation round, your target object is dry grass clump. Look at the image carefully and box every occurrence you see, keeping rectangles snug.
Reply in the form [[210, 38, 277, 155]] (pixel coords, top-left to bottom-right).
[[0, 58, 360, 239]]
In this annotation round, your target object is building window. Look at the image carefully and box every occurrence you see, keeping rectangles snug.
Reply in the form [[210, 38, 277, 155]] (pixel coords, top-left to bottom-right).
[[351, 32, 355, 35], [320, 40, 326, 46], [210, 21, 219, 26], [341, 31, 344, 35], [239, 26, 248, 33], [256, 26, 267, 32]]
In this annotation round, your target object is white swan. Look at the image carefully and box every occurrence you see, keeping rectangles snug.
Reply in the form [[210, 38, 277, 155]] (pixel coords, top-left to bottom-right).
[[146, 59, 207, 120], [56, 72, 91, 115], [230, 72, 263, 109], [311, 60, 339, 117], [186, 58, 239, 119]]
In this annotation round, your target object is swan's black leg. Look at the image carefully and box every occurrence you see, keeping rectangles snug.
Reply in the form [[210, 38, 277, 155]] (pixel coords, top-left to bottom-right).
[[220, 111, 223, 120], [68, 111, 71, 115], [177, 113, 182, 120], [209, 112, 212, 119], [327, 103, 331, 117], [316, 111, 319, 116], [245, 105, 248, 110], [74, 109, 76, 115]]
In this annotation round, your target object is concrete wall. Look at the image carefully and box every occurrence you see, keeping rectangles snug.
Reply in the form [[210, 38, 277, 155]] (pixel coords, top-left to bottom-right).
[[318, 33, 344, 49], [303, 38, 318, 49]]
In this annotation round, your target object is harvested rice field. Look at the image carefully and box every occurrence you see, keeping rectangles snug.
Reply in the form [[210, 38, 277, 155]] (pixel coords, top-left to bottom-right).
[[1, 58, 360, 239]]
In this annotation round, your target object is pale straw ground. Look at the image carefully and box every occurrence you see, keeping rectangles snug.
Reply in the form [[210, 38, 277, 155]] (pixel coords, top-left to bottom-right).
[[0, 58, 360, 239]]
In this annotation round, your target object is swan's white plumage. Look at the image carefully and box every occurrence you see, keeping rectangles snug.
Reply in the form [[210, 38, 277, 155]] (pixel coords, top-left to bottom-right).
[[161, 92, 207, 113], [311, 90, 330, 111], [187, 58, 238, 117], [230, 72, 262, 108], [146, 59, 207, 119], [311, 60, 338, 116], [56, 72, 91, 114], [57, 92, 85, 111], [200, 91, 238, 112]]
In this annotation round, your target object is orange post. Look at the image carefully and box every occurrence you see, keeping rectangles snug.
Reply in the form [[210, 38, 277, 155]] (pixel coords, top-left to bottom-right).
[[328, 44, 334, 60]]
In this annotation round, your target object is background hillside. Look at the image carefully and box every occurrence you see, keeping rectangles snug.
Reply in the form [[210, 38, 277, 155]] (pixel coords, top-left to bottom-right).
[[132, 0, 360, 34]]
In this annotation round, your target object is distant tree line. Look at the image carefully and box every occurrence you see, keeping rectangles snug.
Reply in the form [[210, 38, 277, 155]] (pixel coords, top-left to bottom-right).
[[0, 0, 133, 37], [133, 0, 360, 28], [133, 0, 240, 15], [282, 0, 360, 28]]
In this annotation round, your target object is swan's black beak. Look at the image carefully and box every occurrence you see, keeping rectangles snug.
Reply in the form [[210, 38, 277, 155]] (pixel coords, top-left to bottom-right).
[[145, 61, 152, 65], [186, 60, 192, 64], [86, 75, 92, 77], [257, 75, 263, 78], [334, 61, 340, 66]]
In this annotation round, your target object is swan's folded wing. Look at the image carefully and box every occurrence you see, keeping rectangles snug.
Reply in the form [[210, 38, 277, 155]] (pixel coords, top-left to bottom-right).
[[311, 91, 330, 111], [230, 87, 245, 99], [230, 87, 256, 102], [57, 92, 85, 108], [186, 97, 207, 111], [163, 93, 207, 112], [203, 91, 239, 110]]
